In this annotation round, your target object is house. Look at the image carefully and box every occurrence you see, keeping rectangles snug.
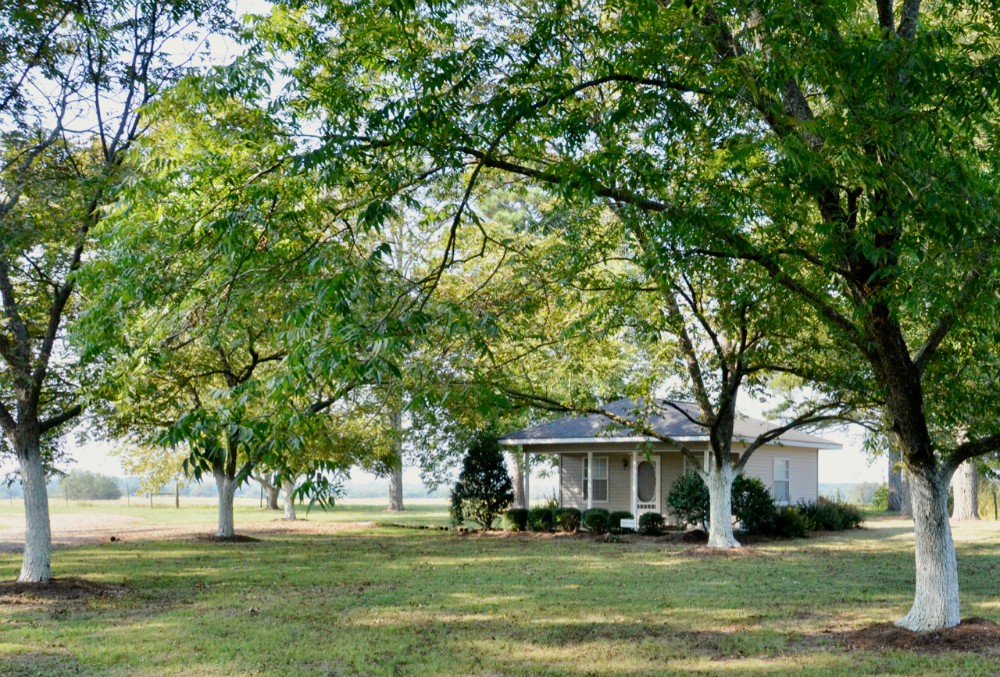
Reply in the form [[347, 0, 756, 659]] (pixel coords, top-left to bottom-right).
[[498, 399, 840, 520]]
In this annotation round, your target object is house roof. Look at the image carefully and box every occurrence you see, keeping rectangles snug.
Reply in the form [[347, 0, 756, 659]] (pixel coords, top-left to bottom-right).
[[498, 399, 841, 449]]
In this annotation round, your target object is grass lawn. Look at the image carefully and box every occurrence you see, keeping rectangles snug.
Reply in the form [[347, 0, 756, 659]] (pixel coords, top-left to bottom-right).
[[0, 505, 998, 676]]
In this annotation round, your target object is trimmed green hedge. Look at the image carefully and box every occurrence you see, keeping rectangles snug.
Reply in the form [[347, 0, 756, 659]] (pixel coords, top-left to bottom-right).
[[638, 512, 665, 536], [582, 508, 610, 534], [504, 508, 529, 532], [609, 510, 634, 534], [527, 507, 555, 532], [554, 507, 582, 532]]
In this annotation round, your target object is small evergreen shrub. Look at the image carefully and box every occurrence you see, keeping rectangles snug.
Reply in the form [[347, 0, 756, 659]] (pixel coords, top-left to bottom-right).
[[554, 507, 582, 532], [609, 510, 635, 534], [527, 506, 555, 532], [772, 506, 810, 538], [732, 475, 778, 535], [666, 472, 710, 529], [638, 511, 665, 536], [798, 498, 863, 530], [449, 432, 514, 529], [582, 508, 610, 534], [504, 508, 529, 532]]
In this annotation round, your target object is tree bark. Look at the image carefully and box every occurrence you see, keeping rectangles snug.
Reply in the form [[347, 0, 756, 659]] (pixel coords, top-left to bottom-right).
[[900, 469, 912, 517], [17, 436, 52, 582], [951, 460, 980, 521], [887, 446, 903, 512], [388, 407, 404, 512], [510, 451, 526, 508], [281, 479, 297, 520], [213, 470, 237, 538], [896, 468, 960, 630], [706, 464, 740, 548]]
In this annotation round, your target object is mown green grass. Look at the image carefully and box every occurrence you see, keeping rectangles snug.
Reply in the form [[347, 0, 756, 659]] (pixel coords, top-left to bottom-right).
[[0, 496, 452, 529], [1, 511, 998, 676]]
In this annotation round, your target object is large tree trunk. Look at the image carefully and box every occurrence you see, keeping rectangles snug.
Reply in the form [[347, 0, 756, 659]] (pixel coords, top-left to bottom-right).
[[17, 435, 52, 582], [900, 470, 912, 517], [213, 470, 237, 539], [895, 468, 960, 631], [887, 446, 903, 512], [265, 481, 280, 511], [510, 451, 526, 508], [951, 460, 980, 521], [388, 407, 404, 512], [281, 479, 297, 520], [706, 464, 740, 548], [388, 464, 404, 512]]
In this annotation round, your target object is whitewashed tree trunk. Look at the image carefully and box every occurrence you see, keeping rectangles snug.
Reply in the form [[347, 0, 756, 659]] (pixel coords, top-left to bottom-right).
[[951, 460, 980, 521], [510, 452, 526, 508], [281, 479, 297, 520], [706, 464, 740, 548], [896, 469, 960, 631], [17, 443, 52, 582], [214, 471, 237, 539]]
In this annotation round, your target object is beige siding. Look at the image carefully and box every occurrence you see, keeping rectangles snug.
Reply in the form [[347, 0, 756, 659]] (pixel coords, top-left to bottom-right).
[[559, 453, 633, 512], [549, 443, 820, 515], [739, 447, 819, 504]]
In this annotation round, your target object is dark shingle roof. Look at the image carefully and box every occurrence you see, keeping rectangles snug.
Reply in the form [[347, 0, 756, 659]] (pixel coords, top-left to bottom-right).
[[499, 399, 840, 448]]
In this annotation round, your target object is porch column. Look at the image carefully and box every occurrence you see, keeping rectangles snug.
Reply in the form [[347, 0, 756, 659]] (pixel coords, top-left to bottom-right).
[[631, 449, 638, 517], [587, 450, 593, 511]]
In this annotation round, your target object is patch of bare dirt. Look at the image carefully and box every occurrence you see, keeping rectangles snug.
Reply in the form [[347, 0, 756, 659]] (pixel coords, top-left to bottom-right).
[[0, 577, 128, 602], [846, 617, 1000, 655], [193, 534, 261, 543], [680, 545, 766, 558]]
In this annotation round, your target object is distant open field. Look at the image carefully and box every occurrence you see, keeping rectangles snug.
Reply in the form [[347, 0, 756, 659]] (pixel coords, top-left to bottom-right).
[[0, 497, 451, 551], [0, 502, 998, 675]]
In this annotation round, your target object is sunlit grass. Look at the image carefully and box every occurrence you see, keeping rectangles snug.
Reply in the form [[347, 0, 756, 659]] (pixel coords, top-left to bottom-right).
[[0, 510, 998, 675]]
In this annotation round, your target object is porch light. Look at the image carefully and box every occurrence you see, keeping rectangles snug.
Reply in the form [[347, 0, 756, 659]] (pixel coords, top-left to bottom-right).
[[622, 458, 628, 469]]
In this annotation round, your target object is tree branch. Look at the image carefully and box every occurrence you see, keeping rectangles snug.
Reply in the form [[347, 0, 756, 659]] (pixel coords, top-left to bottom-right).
[[39, 404, 83, 434], [943, 433, 1000, 478]]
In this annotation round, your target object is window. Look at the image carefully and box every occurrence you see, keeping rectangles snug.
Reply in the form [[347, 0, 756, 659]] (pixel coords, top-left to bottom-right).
[[773, 459, 790, 504], [583, 456, 609, 502], [683, 452, 708, 475]]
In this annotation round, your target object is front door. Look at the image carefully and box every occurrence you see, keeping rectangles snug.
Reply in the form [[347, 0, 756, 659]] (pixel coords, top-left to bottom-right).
[[635, 456, 661, 516]]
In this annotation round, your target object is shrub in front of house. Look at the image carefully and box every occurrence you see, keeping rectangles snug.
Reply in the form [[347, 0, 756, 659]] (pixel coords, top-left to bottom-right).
[[608, 510, 635, 534], [449, 432, 514, 529], [527, 506, 555, 532], [504, 508, 529, 532], [638, 512, 665, 536], [772, 506, 810, 538], [554, 507, 581, 532], [582, 508, 610, 534], [798, 498, 863, 530], [666, 471, 710, 529], [732, 475, 778, 535]]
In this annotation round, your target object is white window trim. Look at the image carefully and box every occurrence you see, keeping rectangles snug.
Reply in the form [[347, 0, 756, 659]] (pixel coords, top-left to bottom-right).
[[584, 456, 610, 503], [682, 452, 708, 475], [773, 458, 791, 506]]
